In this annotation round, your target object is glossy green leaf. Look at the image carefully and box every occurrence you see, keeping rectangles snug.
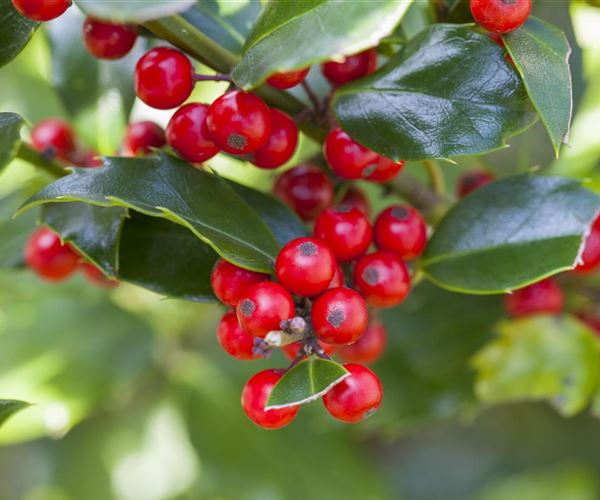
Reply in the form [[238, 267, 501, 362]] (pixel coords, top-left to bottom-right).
[[0, 189, 38, 268], [0, 112, 24, 171], [18, 154, 300, 272], [421, 175, 600, 294], [0, 0, 39, 68], [232, 0, 413, 89], [333, 25, 535, 161], [266, 357, 349, 409], [472, 315, 600, 416], [503, 17, 573, 157], [0, 399, 30, 428], [74, 0, 195, 22]]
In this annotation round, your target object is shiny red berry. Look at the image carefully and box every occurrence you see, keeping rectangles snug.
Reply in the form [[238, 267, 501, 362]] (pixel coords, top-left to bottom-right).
[[266, 67, 310, 89], [31, 118, 75, 159], [24, 227, 80, 281], [282, 340, 335, 360], [82, 17, 137, 60], [374, 205, 428, 260], [134, 48, 194, 110], [322, 363, 383, 423], [321, 48, 377, 86], [166, 103, 219, 163], [273, 164, 334, 221], [210, 258, 269, 307], [470, 0, 532, 33], [241, 369, 299, 429], [338, 320, 386, 365], [339, 187, 371, 217], [67, 149, 102, 168], [574, 215, 600, 274], [236, 282, 295, 338], [251, 109, 298, 169], [275, 237, 336, 297], [363, 157, 405, 183], [314, 207, 372, 262], [456, 169, 495, 198], [206, 90, 272, 154], [12, 0, 71, 21], [218, 310, 261, 360], [312, 287, 368, 345], [504, 279, 564, 318], [324, 128, 376, 180], [353, 252, 411, 308], [123, 121, 166, 157], [80, 262, 118, 288]]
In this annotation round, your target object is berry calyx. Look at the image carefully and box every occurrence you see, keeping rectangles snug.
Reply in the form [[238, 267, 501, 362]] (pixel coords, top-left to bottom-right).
[[273, 164, 334, 221], [322, 363, 383, 423], [275, 237, 336, 297], [210, 258, 269, 307], [504, 279, 564, 318], [312, 287, 368, 345], [123, 121, 166, 157], [282, 340, 335, 360], [374, 205, 428, 260], [24, 227, 80, 281], [31, 118, 75, 159], [12, 0, 71, 21], [250, 109, 298, 169], [82, 17, 138, 60], [241, 369, 300, 429], [80, 262, 118, 288], [339, 187, 371, 217], [218, 310, 262, 360], [574, 215, 600, 274], [206, 90, 272, 154], [266, 67, 310, 89], [321, 48, 377, 86], [134, 48, 194, 109], [338, 320, 386, 365], [456, 169, 495, 198], [353, 252, 411, 308], [166, 103, 219, 163], [236, 282, 295, 338], [470, 0, 532, 33], [314, 206, 373, 262]]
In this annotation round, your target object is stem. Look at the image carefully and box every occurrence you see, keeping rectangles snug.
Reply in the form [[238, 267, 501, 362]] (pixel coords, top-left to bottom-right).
[[193, 73, 232, 83], [422, 159, 445, 196], [301, 80, 320, 110], [15, 143, 67, 178], [388, 173, 448, 224]]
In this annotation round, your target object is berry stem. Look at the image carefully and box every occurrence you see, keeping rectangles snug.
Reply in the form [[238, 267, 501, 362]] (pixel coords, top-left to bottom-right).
[[193, 73, 233, 83], [300, 80, 320, 110], [422, 159, 446, 196], [15, 142, 67, 178], [387, 173, 449, 224]]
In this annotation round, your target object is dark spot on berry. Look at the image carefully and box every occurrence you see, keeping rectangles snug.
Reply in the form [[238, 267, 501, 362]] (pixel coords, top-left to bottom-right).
[[362, 266, 379, 286], [362, 163, 377, 177], [299, 241, 317, 256], [391, 206, 409, 220], [227, 133, 247, 150], [240, 299, 255, 317], [327, 307, 345, 327]]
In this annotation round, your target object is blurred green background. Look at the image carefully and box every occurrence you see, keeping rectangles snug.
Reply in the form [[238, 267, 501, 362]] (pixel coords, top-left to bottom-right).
[[1, 1, 600, 499]]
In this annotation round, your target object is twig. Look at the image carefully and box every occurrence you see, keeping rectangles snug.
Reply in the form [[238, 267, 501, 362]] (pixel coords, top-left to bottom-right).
[[301, 80, 320, 110], [15, 142, 67, 178], [193, 73, 233, 83], [422, 159, 446, 196]]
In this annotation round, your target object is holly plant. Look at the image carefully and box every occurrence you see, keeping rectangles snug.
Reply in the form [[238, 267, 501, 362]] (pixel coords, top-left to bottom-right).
[[1, 0, 600, 432]]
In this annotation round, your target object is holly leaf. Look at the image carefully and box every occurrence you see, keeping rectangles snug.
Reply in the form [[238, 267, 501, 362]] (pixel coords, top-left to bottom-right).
[[0, 188, 39, 268], [333, 25, 536, 161], [472, 315, 600, 417], [232, 0, 413, 89], [0, 112, 25, 172], [266, 357, 349, 410], [0, 0, 39, 68], [420, 175, 600, 294], [74, 0, 195, 23], [503, 17, 573, 157], [0, 399, 30, 429]]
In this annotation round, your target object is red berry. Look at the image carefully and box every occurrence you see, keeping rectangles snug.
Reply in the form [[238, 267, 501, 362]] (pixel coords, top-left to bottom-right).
[[206, 90, 272, 154], [210, 258, 269, 307], [24, 227, 80, 281], [123, 121, 166, 157], [266, 67, 310, 89], [328, 264, 345, 289], [12, 0, 71, 21], [574, 215, 600, 274], [236, 282, 295, 338], [218, 310, 261, 360], [314, 207, 372, 262], [312, 287, 368, 345], [374, 205, 428, 260], [134, 48, 194, 109], [82, 17, 137, 60], [504, 279, 564, 318], [339, 187, 371, 217], [68, 149, 102, 168], [250, 109, 298, 169], [80, 262, 118, 288], [31, 118, 75, 159], [363, 157, 405, 183], [241, 369, 299, 429], [456, 169, 495, 198], [275, 237, 336, 297], [353, 252, 411, 308], [324, 128, 376, 180], [321, 48, 377, 86], [470, 0, 532, 33], [322, 363, 383, 423], [166, 103, 219, 163], [338, 320, 386, 365], [273, 164, 334, 221], [282, 340, 335, 360]]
